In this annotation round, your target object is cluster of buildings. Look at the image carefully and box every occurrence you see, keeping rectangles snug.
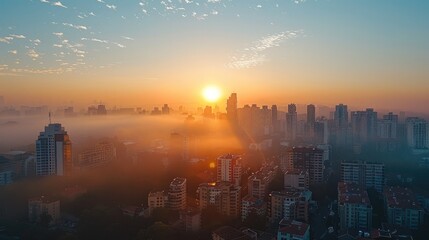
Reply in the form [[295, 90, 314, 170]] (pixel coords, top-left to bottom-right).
[[337, 160, 425, 237], [224, 93, 428, 153]]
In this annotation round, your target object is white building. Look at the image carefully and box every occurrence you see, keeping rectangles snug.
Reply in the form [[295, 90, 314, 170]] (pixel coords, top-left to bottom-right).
[[168, 177, 187, 211], [36, 123, 72, 176], [217, 154, 242, 187]]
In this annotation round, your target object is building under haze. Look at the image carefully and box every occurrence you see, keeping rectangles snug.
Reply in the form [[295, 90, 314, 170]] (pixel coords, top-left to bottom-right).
[[338, 182, 372, 231], [226, 93, 238, 123], [350, 108, 378, 143], [406, 117, 428, 150], [217, 154, 242, 187], [28, 196, 61, 226], [340, 161, 385, 193], [168, 177, 187, 211], [384, 186, 424, 230], [35, 123, 72, 176], [281, 147, 324, 185], [286, 104, 298, 141], [197, 181, 241, 217]]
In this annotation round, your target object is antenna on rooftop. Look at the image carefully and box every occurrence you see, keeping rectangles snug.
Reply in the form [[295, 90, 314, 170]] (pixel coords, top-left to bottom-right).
[[49, 111, 52, 124]]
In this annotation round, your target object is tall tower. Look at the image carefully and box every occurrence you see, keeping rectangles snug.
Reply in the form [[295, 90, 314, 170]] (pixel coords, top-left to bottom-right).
[[226, 93, 238, 123], [334, 104, 348, 128], [307, 104, 315, 125], [286, 104, 297, 141], [272, 105, 278, 133], [36, 123, 72, 176]]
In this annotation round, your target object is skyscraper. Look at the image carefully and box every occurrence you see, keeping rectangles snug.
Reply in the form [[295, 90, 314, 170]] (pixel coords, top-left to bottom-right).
[[272, 105, 278, 133], [306, 104, 315, 125], [36, 123, 72, 176], [334, 104, 348, 128], [350, 108, 378, 143], [306, 104, 316, 138], [286, 104, 298, 141], [226, 93, 238, 123]]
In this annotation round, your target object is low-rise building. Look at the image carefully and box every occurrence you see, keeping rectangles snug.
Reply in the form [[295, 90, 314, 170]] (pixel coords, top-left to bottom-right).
[[277, 220, 310, 240], [241, 195, 266, 221], [28, 196, 61, 225]]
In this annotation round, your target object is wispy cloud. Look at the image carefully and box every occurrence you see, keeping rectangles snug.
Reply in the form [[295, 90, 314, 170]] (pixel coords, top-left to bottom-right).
[[9, 34, 26, 39], [63, 23, 88, 30], [52, 1, 67, 8], [121, 36, 134, 41], [228, 30, 302, 69]]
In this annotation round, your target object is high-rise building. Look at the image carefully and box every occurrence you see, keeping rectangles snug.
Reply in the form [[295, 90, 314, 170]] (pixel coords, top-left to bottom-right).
[[335, 104, 348, 128], [28, 196, 61, 225], [217, 154, 242, 186], [281, 147, 324, 185], [406, 117, 428, 150], [168, 177, 187, 211], [226, 93, 238, 123], [197, 182, 241, 217], [384, 186, 424, 230], [272, 105, 278, 133], [36, 123, 72, 176], [350, 108, 378, 143], [314, 118, 329, 144], [162, 104, 170, 114], [338, 182, 372, 231], [377, 112, 398, 139], [286, 104, 298, 141], [340, 161, 385, 193], [306, 104, 316, 138]]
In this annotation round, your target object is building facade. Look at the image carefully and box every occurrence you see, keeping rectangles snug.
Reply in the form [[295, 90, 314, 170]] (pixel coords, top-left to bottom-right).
[[36, 123, 72, 176]]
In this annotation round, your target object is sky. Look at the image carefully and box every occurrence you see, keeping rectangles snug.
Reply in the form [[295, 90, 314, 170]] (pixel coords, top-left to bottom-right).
[[0, 0, 428, 112]]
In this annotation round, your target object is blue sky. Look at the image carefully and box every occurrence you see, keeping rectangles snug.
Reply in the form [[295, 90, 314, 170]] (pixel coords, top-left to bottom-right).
[[1, 0, 428, 111]]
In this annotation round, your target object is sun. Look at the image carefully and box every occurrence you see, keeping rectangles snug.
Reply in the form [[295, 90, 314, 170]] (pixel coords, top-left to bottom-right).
[[202, 86, 222, 102]]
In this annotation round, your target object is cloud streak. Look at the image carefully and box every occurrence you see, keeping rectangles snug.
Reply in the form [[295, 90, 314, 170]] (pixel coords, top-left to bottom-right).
[[228, 30, 303, 69]]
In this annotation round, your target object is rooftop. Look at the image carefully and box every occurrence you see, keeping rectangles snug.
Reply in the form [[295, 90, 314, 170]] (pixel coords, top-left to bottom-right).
[[170, 177, 186, 186], [278, 220, 309, 237], [384, 186, 423, 210], [338, 182, 371, 206]]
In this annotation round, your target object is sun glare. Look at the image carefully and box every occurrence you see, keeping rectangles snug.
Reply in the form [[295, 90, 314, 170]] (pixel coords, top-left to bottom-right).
[[203, 86, 221, 102]]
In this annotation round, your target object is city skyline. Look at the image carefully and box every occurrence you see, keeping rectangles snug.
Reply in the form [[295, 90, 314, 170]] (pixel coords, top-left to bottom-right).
[[1, 0, 428, 112]]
